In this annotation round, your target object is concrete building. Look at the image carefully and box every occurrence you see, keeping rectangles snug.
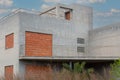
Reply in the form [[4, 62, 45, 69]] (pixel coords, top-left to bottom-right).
[[89, 23, 120, 57], [0, 3, 119, 80]]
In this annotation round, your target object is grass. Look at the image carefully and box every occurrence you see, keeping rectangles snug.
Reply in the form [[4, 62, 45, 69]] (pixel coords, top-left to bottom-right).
[[0, 62, 112, 80], [53, 68, 108, 80], [0, 68, 111, 80]]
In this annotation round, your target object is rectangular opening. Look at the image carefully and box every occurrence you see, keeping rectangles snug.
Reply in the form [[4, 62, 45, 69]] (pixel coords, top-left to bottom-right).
[[65, 11, 71, 20], [25, 65, 52, 80], [5, 33, 14, 49], [25, 31, 52, 57], [77, 47, 85, 53], [5, 65, 13, 80], [77, 38, 85, 44]]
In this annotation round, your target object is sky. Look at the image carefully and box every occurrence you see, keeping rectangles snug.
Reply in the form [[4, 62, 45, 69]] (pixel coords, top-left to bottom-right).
[[0, 0, 120, 28]]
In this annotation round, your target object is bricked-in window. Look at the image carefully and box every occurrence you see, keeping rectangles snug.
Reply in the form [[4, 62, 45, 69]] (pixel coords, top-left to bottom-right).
[[5, 33, 14, 49], [5, 65, 13, 80], [77, 38, 85, 44], [25, 31, 52, 57], [77, 47, 85, 53], [25, 65, 52, 80]]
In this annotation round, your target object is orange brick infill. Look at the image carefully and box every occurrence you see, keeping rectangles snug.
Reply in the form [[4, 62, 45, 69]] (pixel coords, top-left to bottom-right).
[[5, 66, 13, 80], [25, 65, 52, 80], [5, 33, 14, 49], [25, 31, 52, 57]]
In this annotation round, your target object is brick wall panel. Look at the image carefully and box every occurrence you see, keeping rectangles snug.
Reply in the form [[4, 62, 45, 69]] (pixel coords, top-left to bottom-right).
[[5, 66, 13, 80], [5, 33, 14, 49], [25, 32, 52, 56], [25, 65, 52, 80]]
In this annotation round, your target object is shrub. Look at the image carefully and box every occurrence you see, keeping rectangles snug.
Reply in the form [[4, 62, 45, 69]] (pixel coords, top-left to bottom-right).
[[110, 59, 120, 80]]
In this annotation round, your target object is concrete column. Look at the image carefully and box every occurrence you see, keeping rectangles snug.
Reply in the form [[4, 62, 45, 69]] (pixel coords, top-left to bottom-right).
[[69, 62, 73, 70]]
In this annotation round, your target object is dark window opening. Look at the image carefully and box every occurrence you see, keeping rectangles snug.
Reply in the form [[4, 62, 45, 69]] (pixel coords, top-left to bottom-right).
[[77, 47, 85, 53], [77, 38, 85, 44], [65, 11, 71, 20]]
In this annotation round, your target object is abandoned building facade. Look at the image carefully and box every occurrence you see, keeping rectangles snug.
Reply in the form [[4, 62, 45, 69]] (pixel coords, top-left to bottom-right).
[[0, 3, 119, 79]]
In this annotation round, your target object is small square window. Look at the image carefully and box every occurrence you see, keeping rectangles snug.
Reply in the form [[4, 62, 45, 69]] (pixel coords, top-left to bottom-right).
[[77, 38, 85, 44], [77, 47, 85, 53], [5, 33, 14, 49]]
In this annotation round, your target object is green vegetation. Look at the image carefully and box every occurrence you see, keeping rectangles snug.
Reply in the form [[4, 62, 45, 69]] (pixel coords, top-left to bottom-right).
[[2, 60, 120, 80], [63, 62, 94, 78], [62, 62, 103, 80], [110, 59, 120, 80]]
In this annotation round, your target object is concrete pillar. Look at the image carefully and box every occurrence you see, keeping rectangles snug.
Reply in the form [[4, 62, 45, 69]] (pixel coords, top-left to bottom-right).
[[69, 62, 73, 70]]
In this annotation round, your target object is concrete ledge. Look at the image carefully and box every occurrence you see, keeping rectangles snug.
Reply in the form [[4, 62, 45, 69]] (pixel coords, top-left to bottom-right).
[[19, 56, 120, 61]]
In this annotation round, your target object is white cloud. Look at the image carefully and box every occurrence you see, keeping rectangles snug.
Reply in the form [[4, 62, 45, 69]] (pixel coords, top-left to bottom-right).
[[111, 8, 120, 13], [77, 0, 105, 4], [89, 0, 105, 3], [0, 8, 20, 15], [77, 0, 88, 4], [31, 9, 36, 11], [41, 4, 50, 9], [60, 0, 77, 4], [62, 0, 106, 4], [44, 0, 106, 4], [0, 9, 8, 14], [95, 12, 112, 17], [0, 0, 13, 7], [95, 8, 120, 17], [44, 0, 60, 3]]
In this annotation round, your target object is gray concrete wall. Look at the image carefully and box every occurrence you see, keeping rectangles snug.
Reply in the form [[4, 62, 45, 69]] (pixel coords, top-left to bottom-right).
[[19, 4, 92, 58], [0, 3, 93, 77], [0, 13, 20, 75], [89, 23, 120, 58]]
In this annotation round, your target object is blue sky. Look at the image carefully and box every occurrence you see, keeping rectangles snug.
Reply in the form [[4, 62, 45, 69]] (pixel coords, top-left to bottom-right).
[[0, 0, 120, 28]]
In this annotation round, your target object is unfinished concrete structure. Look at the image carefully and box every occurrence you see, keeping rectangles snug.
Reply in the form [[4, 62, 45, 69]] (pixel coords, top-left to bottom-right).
[[0, 3, 118, 79], [89, 23, 120, 57]]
